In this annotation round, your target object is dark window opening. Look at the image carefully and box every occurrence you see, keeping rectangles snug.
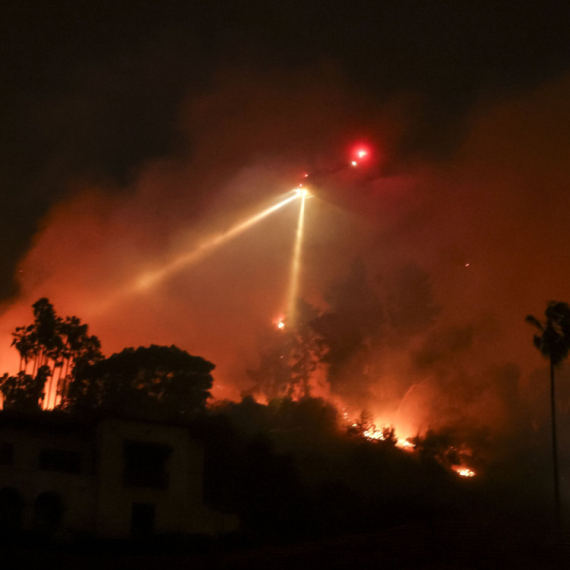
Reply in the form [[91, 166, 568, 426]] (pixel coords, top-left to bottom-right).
[[33, 492, 64, 534], [123, 441, 171, 489], [0, 443, 14, 466], [39, 448, 81, 474], [130, 502, 156, 536]]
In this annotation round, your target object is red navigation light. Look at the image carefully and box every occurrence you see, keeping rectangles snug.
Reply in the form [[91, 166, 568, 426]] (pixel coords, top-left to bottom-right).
[[349, 144, 372, 166]]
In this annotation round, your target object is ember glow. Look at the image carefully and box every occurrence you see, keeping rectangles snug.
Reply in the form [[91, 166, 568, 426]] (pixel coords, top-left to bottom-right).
[[454, 467, 476, 478], [361, 424, 414, 450]]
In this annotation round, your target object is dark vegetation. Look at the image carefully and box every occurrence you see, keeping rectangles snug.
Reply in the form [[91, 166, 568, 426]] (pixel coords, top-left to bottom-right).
[[1, 297, 569, 566]]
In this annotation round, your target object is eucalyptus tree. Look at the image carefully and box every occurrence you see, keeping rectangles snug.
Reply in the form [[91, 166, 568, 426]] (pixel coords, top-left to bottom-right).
[[5, 299, 101, 409]]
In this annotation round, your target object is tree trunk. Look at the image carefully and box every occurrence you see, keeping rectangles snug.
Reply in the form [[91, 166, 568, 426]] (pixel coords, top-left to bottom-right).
[[550, 358, 561, 524]]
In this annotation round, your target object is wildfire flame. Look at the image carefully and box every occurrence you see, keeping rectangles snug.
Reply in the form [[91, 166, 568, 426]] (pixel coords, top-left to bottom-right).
[[362, 426, 414, 450], [250, 394, 476, 476], [454, 467, 476, 478]]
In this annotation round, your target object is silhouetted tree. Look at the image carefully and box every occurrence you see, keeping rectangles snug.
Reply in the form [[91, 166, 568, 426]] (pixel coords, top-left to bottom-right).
[[8, 299, 102, 409], [11, 298, 61, 378], [526, 301, 570, 523], [54, 315, 102, 404], [346, 411, 375, 438], [0, 365, 50, 412], [66, 344, 214, 418], [247, 325, 292, 399], [288, 300, 326, 398], [412, 429, 461, 469], [313, 258, 384, 398], [248, 300, 325, 399]]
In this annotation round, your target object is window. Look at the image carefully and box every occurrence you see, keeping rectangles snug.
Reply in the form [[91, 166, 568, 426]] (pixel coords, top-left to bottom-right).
[[123, 441, 171, 489], [0, 443, 14, 466], [39, 448, 82, 474]]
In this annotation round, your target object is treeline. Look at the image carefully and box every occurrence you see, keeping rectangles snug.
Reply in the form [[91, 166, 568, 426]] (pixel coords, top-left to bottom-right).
[[0, 298, 214, 417], [190, 396, 479, 540], [0, 298, 480, 540], [247, 260, 441, 403], [0, 296, 563, 539]]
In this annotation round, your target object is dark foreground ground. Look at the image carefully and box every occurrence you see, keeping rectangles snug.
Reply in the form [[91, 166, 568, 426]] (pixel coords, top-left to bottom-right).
[[4, 517, 570, 570]]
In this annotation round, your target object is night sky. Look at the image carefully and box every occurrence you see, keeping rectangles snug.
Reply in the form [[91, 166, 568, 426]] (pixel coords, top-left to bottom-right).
[[3, 1, 570, 438]]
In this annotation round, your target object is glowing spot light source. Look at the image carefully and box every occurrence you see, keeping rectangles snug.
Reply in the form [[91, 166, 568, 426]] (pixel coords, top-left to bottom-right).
[[277, 320, 285, 330], [350, 146, 371, 167]]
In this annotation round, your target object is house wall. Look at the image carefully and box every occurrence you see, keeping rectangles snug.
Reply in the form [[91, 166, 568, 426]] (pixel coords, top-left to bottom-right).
[[0, 424, 97, 534], [0, 416, 238, 538], [95, 418, 204, 537]]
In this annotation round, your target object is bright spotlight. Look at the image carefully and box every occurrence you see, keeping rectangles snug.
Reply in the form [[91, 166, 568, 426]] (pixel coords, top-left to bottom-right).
[[351, 161, 358, 167], [295, 187, 312, 198]]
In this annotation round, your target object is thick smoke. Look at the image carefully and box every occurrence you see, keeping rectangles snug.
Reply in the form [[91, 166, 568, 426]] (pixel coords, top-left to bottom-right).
[[2, 3, 570, 466], [2, 71, 570, 425]]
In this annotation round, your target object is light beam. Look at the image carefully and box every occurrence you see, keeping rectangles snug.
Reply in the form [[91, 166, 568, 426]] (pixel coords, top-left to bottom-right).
[[90, 192, 300, 317], [135, 192, 298, 291], [286, 190, 307, 324]]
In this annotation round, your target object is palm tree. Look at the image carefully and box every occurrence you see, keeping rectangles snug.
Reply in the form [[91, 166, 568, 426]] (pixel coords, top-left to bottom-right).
[[526, 301, 570, 523]]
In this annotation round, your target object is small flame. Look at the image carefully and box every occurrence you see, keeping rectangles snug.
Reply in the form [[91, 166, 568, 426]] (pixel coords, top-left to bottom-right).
[[454, 466, 476, 478], [363, 428, 385, 441]]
